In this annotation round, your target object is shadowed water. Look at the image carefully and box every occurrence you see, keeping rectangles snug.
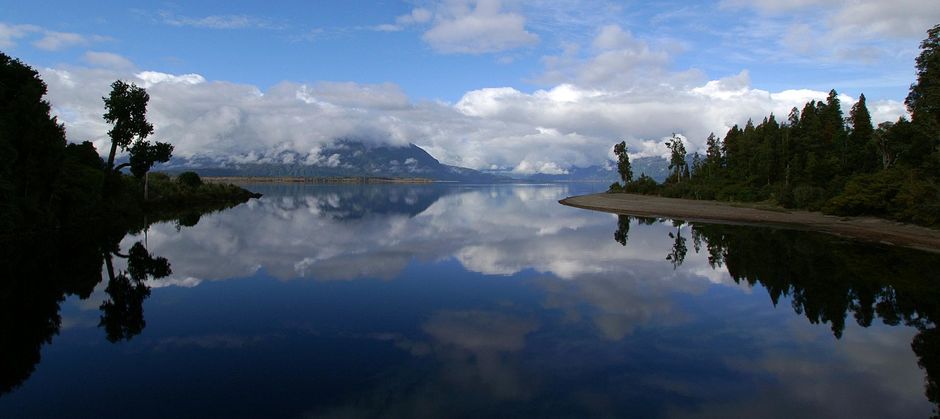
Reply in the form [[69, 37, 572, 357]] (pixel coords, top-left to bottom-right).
[[0, 183, 937, 418]]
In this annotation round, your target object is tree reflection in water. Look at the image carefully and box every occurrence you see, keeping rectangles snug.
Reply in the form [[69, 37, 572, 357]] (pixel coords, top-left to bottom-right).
[[0, 212, 190, 395], [614, 215, 940, 413]]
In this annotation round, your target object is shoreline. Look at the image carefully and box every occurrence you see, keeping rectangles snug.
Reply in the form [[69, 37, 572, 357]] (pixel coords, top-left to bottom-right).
[[560, 193, 940, 254]]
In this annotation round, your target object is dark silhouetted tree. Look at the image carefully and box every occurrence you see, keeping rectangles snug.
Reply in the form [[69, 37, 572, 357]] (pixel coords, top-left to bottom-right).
[[665, 134, 687, 183], [614, 215, 630, 246], [0, 52, 67, 228], [848, 93, 874, 172], [613, 141, 633, 184], [907, 24, 940, 128], [103, 81, 154, 172]]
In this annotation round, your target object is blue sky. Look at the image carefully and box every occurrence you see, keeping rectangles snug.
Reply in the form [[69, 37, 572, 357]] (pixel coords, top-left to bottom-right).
[[1, 0, 938, 172]]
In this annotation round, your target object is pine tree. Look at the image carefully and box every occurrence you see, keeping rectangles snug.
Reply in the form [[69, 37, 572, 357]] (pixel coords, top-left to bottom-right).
[[906, 24, 940, 128], [848, 94, 874, 172], [705, 133, 722, 179]]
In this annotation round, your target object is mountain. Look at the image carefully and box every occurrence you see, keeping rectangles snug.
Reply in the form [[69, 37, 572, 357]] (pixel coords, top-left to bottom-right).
[[631, 156, 672, 183], [153, 140, 680, 184], [501, 156, 673, 183], [155, 140, 505, 183]]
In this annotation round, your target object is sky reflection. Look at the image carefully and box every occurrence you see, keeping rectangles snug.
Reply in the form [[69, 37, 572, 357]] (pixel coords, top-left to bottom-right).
[[2, 183, 935, 418]]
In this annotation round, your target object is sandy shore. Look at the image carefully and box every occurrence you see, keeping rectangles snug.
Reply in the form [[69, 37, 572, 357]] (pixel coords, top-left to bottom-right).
[[560, 193, 940, 254]]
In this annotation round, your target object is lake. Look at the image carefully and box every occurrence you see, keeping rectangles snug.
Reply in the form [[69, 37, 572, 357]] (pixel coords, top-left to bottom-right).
[[1, 183, 937, 418]]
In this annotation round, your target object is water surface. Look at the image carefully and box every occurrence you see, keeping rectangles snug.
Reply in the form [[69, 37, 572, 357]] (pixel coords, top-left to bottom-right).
[[1, 183, 937, 418]]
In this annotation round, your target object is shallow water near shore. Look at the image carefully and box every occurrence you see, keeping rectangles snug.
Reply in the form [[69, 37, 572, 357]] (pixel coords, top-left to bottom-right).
[[1, 183, 938, 418]]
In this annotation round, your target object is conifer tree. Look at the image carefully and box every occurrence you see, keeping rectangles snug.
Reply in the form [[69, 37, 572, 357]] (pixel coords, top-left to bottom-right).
[[613, 141, 633, 183], [848, 94, 874, 172], [907, 24, 940, 128]]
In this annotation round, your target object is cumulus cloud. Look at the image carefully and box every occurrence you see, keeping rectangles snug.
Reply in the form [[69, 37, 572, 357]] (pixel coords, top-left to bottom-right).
[[422, 0, 539, 54], [32, 17, 909, 174], [38, 56, 907, 174], [538, 24, 679, 90], [373, 8, 434, 32]]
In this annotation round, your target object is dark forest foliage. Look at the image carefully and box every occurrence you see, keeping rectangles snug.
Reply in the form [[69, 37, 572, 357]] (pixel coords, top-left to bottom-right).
[[611, 24, 940, 227], [0, 51, 258, 235], [613, 216, 940, 414]]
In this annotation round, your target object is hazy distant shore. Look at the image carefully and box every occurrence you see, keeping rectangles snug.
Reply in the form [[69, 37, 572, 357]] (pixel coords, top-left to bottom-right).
[[203, 176, 435, 184], [560, 193, 940, 254]]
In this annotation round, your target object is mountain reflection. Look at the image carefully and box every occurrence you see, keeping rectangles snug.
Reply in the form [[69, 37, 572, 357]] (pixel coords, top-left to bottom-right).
[[614, 215, 940, 411], [3, 184, 939, 417]]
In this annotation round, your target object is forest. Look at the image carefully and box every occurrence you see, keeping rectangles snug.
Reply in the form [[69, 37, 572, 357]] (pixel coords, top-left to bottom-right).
[[611, 24, 940, 227], [0, 52, 259, 235]]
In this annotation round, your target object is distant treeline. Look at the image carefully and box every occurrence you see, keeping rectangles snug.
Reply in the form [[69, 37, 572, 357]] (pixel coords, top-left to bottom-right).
[[0, 51, 258, 235], [611, 24, 940, 227]]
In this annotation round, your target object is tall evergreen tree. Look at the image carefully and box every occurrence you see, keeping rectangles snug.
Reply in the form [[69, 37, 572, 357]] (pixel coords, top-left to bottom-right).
[[613, 141, 633, 183], [848, 94, 874, 172], [906, 24, 940, 128], [705, 133, 722, 179]]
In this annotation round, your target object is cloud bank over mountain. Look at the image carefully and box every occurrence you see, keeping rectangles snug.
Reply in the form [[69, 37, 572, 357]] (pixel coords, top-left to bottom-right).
[[30, 8, 916, 175], [41, 58, 905, 175]]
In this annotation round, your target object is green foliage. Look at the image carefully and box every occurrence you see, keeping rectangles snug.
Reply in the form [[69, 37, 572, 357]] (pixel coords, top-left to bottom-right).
[[143, 172, 260, 208], [907, 24, 940, 128], [177, 171, 204, 188], [0, 51, 258, 235], [598, 23, 940, 228], [613, 141, 633, 183], [624, 173, 659, 194], [664, 134, 688, 184], [128, 140, 173, 178]]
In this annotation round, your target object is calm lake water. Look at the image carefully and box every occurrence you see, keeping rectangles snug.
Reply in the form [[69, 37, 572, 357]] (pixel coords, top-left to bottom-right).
[[1, 183, 938, 418]]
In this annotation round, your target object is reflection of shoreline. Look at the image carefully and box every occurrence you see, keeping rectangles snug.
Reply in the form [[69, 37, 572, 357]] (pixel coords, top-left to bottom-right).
[[561, 193, 940, 254], [204, 176, 434, 184]]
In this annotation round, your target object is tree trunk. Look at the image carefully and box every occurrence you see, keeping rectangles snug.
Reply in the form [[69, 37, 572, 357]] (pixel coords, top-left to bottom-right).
[[107, 140, 118, 171]]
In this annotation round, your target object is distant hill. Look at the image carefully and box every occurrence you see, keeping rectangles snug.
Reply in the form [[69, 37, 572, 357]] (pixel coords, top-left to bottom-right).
[[151, 140, 679, 184], [155, 140, 505, 183], [499, 156, 673, 183]]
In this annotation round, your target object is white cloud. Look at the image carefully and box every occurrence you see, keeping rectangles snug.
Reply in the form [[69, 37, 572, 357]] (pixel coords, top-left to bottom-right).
[[372, 8, 432, 32], [720, 0, 828, 14], [83, 51, 135, 70], [830, 0, 940, 39], [422, 0, 539, 54], [38, 58, 907, 175], [0, 22, 108, 51], [33, 30, 88, 50], [724, 0, 940, 40], [159, 12, 280, 30], [538, 24, 674, 89], [0, 22, 40, 49]]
